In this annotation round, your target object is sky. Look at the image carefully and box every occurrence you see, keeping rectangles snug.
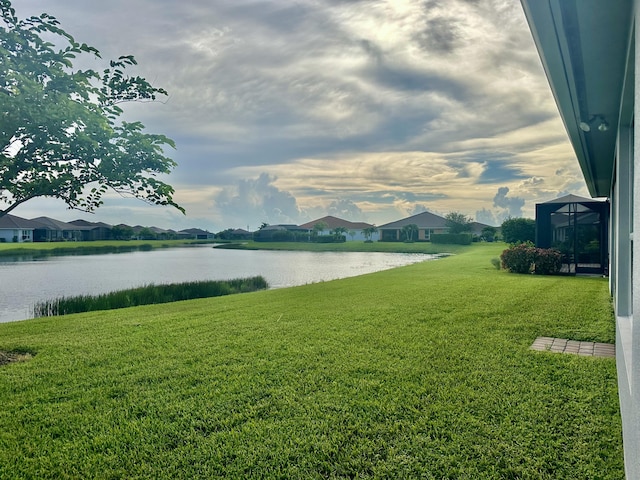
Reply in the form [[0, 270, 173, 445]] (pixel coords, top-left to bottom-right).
[[6, 0, 590, 231]]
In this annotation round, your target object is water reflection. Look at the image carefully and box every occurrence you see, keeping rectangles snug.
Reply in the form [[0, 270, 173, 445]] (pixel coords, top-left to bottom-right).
[[0, 245, 440, 323]]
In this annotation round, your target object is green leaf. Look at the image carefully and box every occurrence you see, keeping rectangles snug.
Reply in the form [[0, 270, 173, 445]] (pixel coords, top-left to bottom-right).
[[0, 0, 181, 218]]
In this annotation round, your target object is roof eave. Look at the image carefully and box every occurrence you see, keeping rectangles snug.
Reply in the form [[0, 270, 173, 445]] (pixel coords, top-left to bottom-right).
[[520, 0, 632, 198]]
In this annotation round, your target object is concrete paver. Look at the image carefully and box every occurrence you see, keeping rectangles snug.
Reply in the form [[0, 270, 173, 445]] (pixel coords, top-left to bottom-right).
[[530, 337, 615, 358]]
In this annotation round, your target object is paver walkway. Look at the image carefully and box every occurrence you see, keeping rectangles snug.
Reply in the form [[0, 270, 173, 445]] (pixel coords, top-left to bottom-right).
[[530, 337, 615, 358]]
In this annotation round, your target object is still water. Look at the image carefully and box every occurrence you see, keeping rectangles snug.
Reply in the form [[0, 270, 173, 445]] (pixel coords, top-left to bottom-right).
[[0, 245, 439, 323]]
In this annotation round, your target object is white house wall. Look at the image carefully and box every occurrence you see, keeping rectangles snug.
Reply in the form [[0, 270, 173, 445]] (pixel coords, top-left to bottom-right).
[[615, 116, 637, 478], [615, 8, 640, 477], [0, 229, 32, 243], [0, 229, 16, 243]]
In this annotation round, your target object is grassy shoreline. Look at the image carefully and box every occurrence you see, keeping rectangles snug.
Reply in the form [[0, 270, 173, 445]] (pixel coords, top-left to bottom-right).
[[0, 239, 216, 257], [0, 243, 622, 478], [214, 239, 472, 254]]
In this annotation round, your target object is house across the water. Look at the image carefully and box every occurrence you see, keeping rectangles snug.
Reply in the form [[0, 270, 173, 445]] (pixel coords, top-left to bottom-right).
[[0, 214, 38, 243], [299, 216, 379, 242]]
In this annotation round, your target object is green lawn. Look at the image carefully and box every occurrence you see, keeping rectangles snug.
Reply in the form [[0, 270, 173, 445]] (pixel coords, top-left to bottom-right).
[[215, 239, 470, 254], [0, 244, 622, 479]]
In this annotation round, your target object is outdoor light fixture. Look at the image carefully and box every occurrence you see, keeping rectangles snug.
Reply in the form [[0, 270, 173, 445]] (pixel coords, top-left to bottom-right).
[[597, 118, 609, 131], [579, 114, 609, 132]]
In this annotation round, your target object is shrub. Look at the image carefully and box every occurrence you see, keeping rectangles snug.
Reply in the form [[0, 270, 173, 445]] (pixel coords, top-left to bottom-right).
[[313, 235, 345, 243], [500, 244, 562, 275], [254, 230, 308, 242], [430, 233, 473, 245], [481, 226, 497, 242], [533, 248, 562, 275], [491, 258, 501, 270], [272, 230, 294, 242], [500, 243, 536, 274]]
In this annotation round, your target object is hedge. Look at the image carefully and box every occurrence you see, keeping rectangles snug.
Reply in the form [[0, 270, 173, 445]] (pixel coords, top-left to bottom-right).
[[430, 233, 473, 245]]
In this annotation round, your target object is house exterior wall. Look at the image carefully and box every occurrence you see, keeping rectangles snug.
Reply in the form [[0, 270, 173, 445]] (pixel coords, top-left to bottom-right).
[[78, 227, 112, 241], [425, 228, 449, 240], [379, 227, 449, 242], [33, 228, 80, 242], [620, 14, 640, 477], [612, 8, 638, 477], [0, 228, 32, 243], [315, 228, 380, 242], [380, 229, 400, 241]]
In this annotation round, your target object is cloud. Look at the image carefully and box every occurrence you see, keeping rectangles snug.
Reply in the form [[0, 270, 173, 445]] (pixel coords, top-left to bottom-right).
[[475, 208, 498, 226], [10, 0, 589, 231], [409, 204, 430, 216], [493, 186, 525, 219], [414, 2, 464, 54], [327, 199, 364, 221], [214, 173, 303, 229], [471, 186, 528, 225]]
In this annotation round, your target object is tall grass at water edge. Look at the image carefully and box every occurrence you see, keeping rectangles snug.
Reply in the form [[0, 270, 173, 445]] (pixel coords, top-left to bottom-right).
[[32, 277, 268, 317]]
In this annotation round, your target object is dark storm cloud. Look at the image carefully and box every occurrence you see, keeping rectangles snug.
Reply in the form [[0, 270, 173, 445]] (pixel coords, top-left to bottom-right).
[[479, 162, 527, 183], [451, 152, 529, 184], [415, 16, 461, 54], [358, 36, 469, 98], [365, 63, 469, 96]]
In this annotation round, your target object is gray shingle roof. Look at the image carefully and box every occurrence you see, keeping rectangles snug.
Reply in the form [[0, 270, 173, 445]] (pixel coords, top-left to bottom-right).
[[0, 214, 41, 229], [378, 211, 448, 229], [30, 216, 80, 231]]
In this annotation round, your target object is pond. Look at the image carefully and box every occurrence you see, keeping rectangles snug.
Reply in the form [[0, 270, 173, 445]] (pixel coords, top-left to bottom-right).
[[0, 245, 440, 323]]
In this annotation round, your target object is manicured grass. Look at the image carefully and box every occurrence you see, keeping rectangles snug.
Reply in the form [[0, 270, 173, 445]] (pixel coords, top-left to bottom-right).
[[0, 239, 212, 257], [0, 244, 622, 478], [216, 239, 471, 254]]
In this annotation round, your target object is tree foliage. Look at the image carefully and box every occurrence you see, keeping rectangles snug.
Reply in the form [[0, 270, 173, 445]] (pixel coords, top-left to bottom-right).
[[445, 212, 472, 234], [110, 224, 133, 240], [401, 224, 418, 242], [501, 217, 536, 244], [0, 1, 183, 218], [481, 226, 497, 242], [216, 228, 235, 240], [331, 226, 348, 240], [137, 227, 157, 240], [311, 222, 328, 236], [362, 226, 377, 242]]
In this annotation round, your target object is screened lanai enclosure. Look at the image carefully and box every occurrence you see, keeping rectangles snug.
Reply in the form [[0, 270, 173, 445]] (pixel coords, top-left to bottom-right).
[[535, 195, 609, 275]]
